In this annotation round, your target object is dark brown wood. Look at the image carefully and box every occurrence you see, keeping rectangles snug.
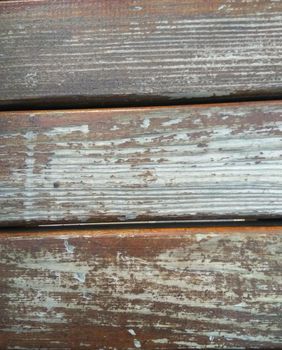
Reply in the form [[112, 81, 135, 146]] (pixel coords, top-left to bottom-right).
[[1, 101, 282, 226], [0, 225, 281, 349], [0, 0, 282, 108]]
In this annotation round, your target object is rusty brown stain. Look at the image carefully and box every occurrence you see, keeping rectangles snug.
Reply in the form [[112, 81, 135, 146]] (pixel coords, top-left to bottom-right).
[[0, 226, 281, 349]]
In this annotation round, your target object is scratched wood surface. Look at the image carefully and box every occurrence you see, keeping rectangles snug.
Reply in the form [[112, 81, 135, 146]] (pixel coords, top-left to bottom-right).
[[0, 226, 281, 349], [0, 0, 282, 108], [1, 101, 282, 226]]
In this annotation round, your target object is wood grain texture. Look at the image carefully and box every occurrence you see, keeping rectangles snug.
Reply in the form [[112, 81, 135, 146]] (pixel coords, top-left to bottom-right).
[[0, 226, 281, 349], [1, 101, 282, 226], [0, 0, 282, 108]]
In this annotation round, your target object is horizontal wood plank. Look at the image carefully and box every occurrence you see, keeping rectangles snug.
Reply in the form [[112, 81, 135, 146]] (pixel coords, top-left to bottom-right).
[[1, 101, 282, 225], [0, 0, 282, 108], [0, 226, 281, 349]]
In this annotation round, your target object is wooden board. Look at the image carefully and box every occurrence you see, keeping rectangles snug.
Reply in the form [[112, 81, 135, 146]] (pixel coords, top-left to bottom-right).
[[1, 101, 282, 226], [0, 225, 281, 349], [0, 0, 282, 109]]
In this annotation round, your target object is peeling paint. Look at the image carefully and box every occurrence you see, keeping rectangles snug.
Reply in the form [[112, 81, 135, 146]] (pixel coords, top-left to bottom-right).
[[64, 240, 75, 254], [133, 339, 141, 348], [74, 272, 86, 283], [128, 329, 136, 336], [43, 125, 89, 137], [140, 118, 150, 129], [1, 102, 282, 225], [1, 227, 281, 348]]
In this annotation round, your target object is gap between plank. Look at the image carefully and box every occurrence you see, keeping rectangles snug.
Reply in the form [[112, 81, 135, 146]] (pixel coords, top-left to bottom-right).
[[2, 219, 282, 235], [1, 94, 282, 112]]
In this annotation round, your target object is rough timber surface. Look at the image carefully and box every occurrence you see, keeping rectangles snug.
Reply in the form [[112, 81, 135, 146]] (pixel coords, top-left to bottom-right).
[[1, 101, 282, 226], [0, 226, 282, 349], [0, 0, 282, 108]]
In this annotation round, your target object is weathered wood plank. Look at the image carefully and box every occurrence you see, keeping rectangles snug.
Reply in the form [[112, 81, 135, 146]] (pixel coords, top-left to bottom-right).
[[1, 101, 282, 225], [0, 226, 281, 349], [0, 0, 282, 108]]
